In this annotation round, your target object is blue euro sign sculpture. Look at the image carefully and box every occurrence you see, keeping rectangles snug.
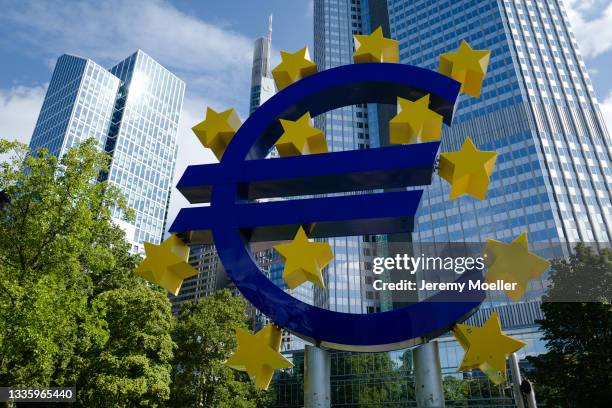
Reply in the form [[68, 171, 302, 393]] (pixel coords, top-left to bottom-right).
[[170, 63, 485, 352]]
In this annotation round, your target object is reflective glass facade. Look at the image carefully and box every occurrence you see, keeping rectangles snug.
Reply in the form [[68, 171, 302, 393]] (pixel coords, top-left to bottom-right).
[[29, 50, 185, 250], [30, 55, 120, 159], [273, 0, 610, 406], [274, 348, 518, 407], [250, 16, 276, 114], [107, 51, 185, 246], [387, 0, 612, 373], [389, 0, 611, 246], [313, 0, 380, 316], [170, 244, 220, 314]]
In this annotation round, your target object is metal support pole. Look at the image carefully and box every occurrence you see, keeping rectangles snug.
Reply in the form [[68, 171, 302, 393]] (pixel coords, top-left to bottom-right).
[[413, 341, 445, 407], [509, 353, 526, 408], [525, 384, 537, 408], [304, 345, 331, 408], [520, 376, 538, 408]]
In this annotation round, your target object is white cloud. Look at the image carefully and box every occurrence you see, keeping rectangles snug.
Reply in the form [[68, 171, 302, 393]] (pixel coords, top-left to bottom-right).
[[2, 0, 254, 112], [565, 0, 612, 59], [0, 85, 218, 227], [0, 85, 46, 145], [1, 0, 260, 229]]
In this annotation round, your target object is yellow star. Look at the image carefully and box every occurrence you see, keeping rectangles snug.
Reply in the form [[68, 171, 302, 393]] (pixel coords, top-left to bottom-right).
[[438, 137, 497, 200], [273, 227, 334, 289], [272, 47, 317, 91], [453, 311, 527, 384], [484, 232, 551, 302], [192, 107, 241, 160], [389, 94, 443, 145], [275, 112, 328, 157], [353, 26, 399, 63], [225, 324, 293, 390], [136, 234, 197, 295], [439, 40, 491, 97]]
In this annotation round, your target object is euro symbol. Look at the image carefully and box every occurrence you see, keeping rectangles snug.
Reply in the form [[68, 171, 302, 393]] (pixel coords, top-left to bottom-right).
[[170, 63, 485, 351]]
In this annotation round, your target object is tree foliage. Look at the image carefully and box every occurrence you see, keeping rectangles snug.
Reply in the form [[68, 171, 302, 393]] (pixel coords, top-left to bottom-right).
[[0, 139, 281, 407], [526, 244, 612, 407], [170, 289, 271, 407], [442, 375, 468, 402], [77, 287, 175, 407], [332, 351, 411, 407], [0, 139, 173, 406]]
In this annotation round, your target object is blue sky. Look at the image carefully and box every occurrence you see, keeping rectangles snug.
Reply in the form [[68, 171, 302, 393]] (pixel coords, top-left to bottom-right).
[[0, 0, 610, 221]]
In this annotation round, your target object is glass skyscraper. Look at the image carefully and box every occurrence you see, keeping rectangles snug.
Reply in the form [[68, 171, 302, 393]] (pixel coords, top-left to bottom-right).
[[313, 0, 383, 316], [249, 15, 276, 115], [170, 244, 220, 314], [387, 0, 611, 374], [272, 1, 411, 406], [29, 55, 120, 161], [248, 17, 314, 351], [272, 0, 611, 406], [29, 50, 185, 251], [172, 18, 286, 321]]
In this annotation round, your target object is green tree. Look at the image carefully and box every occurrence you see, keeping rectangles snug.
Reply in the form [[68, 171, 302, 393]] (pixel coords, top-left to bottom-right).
[[0, 139, 174, 406], [170, 289, 272, 408], [443, 375, 468, 402], [78, 287, 175, 407], [526, 244, 612, 407]]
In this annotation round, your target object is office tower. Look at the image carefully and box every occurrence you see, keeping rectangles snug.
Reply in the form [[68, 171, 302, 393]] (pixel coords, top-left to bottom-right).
[[250, 14, 276, 114], [29, 50, 186, 251], [270, 2, 411, 407], [170, 244, 220, 314], [387, 0, 611, 375], [273, 0, 610, 406], [172, 18, 291, 321], [29, 55, 120, 162], [312, 0, 382, 316], [247, 17, 314, 350]]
